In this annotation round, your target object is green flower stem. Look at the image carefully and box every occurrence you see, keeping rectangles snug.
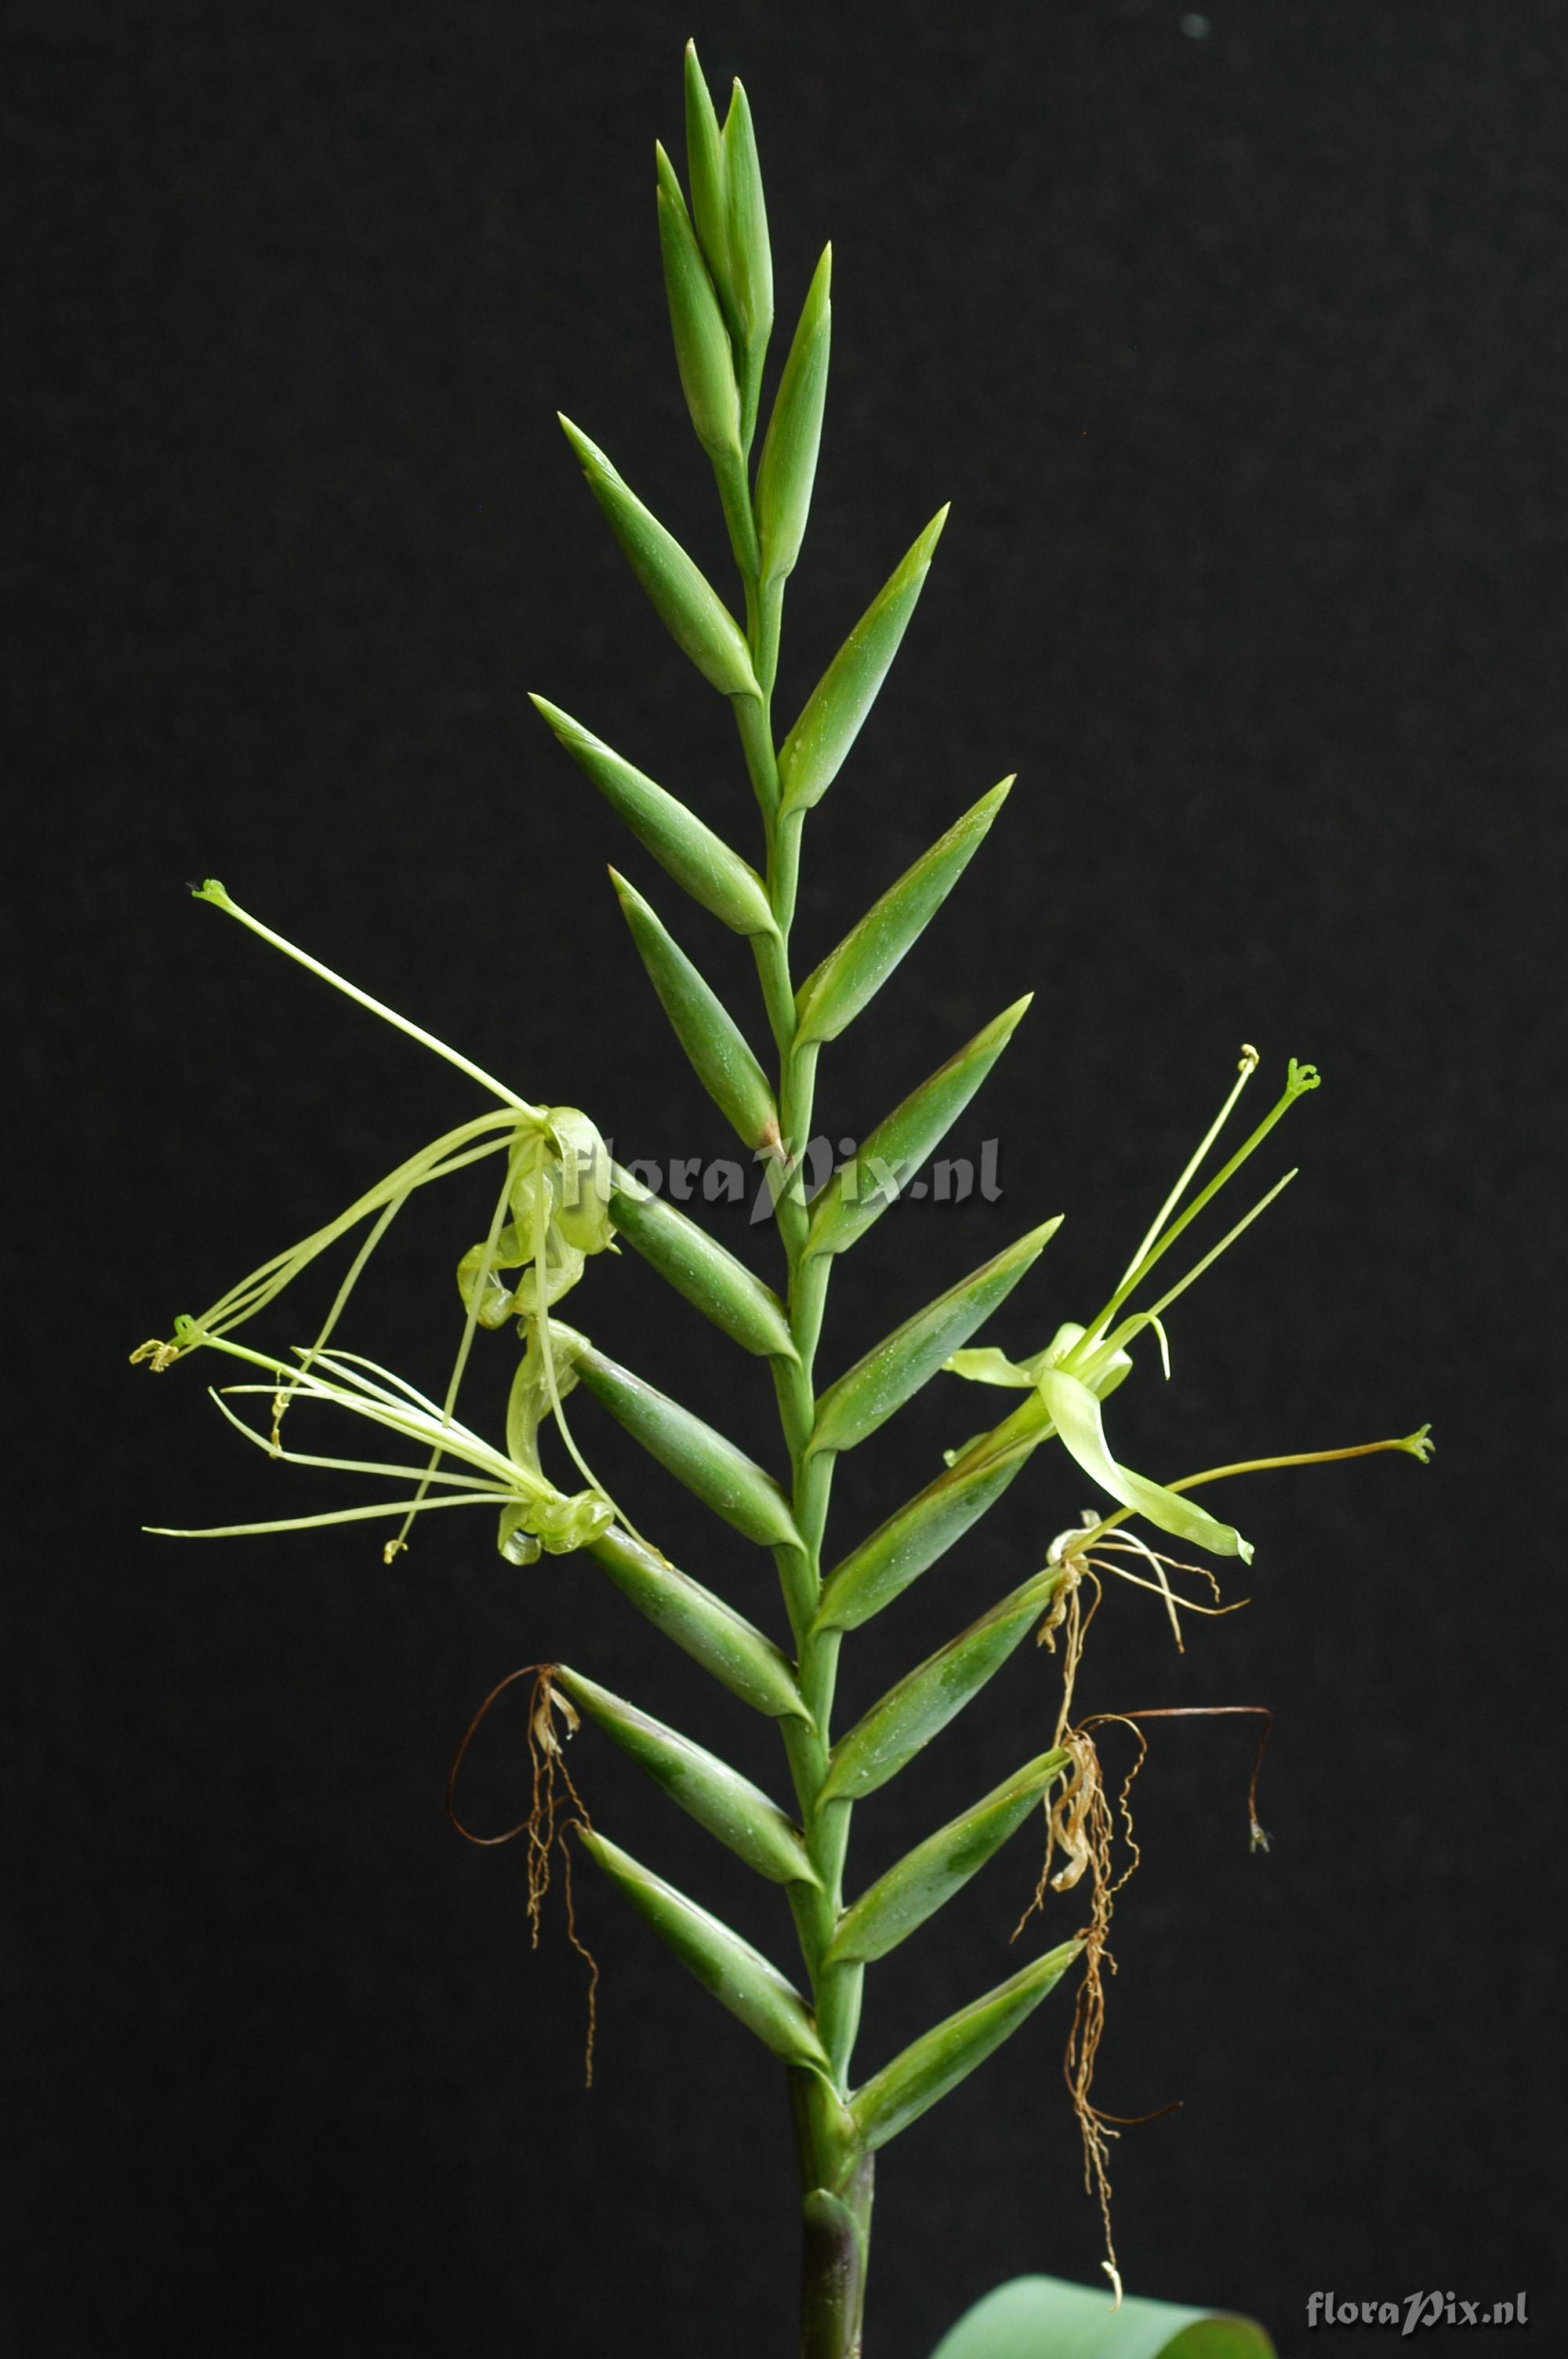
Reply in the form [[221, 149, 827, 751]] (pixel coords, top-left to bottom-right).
[[736, 676, 782, 823], [714, 447, 763, 580], [771, 805, 806, 936], [736, 507, 873, 2356], [191, 881, 539, 1116], [756, 574, 786, 700], [753, 925, 800, 1065]]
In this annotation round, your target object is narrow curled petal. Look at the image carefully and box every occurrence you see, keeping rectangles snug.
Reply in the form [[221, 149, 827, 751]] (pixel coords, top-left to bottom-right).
[[942, 1347, 1036, 1389], [1036, 1368, 1254, 1564]]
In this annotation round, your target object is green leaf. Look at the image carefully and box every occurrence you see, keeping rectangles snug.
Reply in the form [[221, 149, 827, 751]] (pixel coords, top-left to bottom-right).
[[655, 143, 742, 460], [1036, 1369, 1253, 1562], [806, 997, 1033, 1259], [532, 697, 775, 937], [930, 2277, 1276, 2359], [608, 1170, 796, 1360], [557, 415, 760, 700], [682, 41, 729, 296], [821, 1567, 1064, 1804], [588, 1528, 809, 1721], [777, 509, 948, 812], [567, 1332, 801, 1549], [755, 244, 831, 585], [849, 1939, 1081, 2152], [815, 1439, 1035, 1632], [610, 870, 779, 1149], [808, 1220, 1062, 1459], [827, 1749, 1070, 1966], [554, 1665, 819, 1888], [720, 78, 772, 441], [795, 781, 1013, 1046], [575, 1826, 831, 2074]]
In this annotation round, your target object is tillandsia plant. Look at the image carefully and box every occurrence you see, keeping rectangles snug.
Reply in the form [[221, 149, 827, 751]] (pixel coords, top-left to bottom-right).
[[133, 45, 1432, 2359]]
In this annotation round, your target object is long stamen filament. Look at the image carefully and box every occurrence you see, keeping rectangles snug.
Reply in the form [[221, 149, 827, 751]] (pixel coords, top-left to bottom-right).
[[194, 881, 543, 1115], [206, 1387, 509, 1488], [383, 1152, 517, 1559], [1076, 1062, 1319, 1357], [1112, 1042, 1260, 1289], [1080, 1171, 1300, 1386], [1072, 1429, 1433, 1553], [196, 1114, 520, 1342]]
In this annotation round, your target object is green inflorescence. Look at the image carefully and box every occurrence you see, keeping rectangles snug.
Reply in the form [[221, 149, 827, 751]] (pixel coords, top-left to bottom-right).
[[136, 45, 1430, 2359]]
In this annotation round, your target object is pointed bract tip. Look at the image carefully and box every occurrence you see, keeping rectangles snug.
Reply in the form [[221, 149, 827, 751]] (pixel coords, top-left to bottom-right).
[[684, 42, 718, 118]]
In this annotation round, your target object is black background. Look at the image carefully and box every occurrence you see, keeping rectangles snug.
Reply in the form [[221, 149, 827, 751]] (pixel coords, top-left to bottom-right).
[[8, 3, 1563, 2354]]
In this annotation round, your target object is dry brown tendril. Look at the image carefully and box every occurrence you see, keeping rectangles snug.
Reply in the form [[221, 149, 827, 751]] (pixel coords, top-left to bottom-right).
[[1020, 1547, 1276, 2303], [447, 1662, 600, 2085]]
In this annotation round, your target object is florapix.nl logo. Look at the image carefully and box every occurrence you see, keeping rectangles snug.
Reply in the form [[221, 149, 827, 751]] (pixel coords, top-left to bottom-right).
[[1306, 2289, 1529, 2333], [597, 1133, 1004, 1226]]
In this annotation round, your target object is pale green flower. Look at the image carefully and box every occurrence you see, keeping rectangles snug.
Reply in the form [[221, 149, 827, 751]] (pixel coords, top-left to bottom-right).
[[945, 1048, 1432, 1562], [132, 883, 620, 1563]]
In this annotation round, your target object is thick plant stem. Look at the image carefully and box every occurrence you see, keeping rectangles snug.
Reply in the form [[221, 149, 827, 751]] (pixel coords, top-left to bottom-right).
[[792, 2074, 875, 2359], [800, 2157, 876, 2359]]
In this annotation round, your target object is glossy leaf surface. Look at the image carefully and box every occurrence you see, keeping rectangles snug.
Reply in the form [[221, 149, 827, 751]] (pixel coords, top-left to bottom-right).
[[576, 1828, 830, 2073], [681, 42, 728, 296], [558, 415, 759, 699], [808, 1220, 1061, 1459], [805, 997, 1033, 1259], [777, 510, 949, 812], [756, 244, 831, 583], [608, 1172, 795, 1359], [815, 1440, 1034, 1632], [655, 142, 742, 460], [720, 78, 771, 436], [930, 2277, 1276, 2359], [850, 1939, 1081, 2152], [826, 1749, 1069, 1965], [533, 698, 774, 936], [794, 781, 1011, 1046], [555, 1665, 818, 1887], [611, 871, 779, 1148], [568, 1335, 800, 1549], [587, 1529, 808, 1721], [821, 1568, 1063, 1803]]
